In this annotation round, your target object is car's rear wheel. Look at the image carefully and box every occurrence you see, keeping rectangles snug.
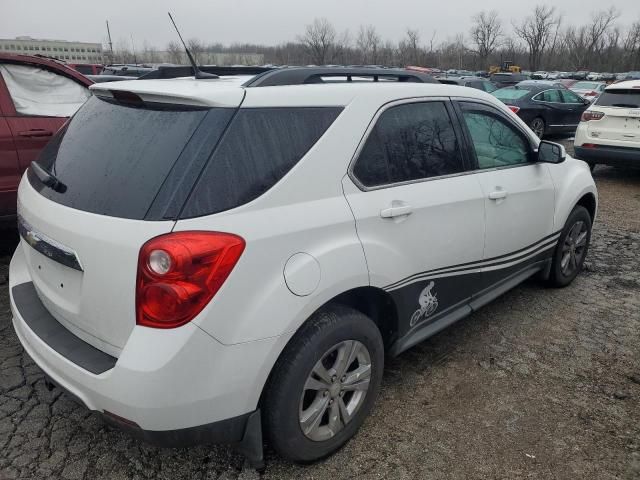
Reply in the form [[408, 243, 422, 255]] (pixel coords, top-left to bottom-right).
[[263, 305, 384, 463], [529, 117, 546, 138], [547, 206, 592, 287]]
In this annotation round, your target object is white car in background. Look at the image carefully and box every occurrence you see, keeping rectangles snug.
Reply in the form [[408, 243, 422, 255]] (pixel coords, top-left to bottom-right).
[[574, 80, 640, 170], [9, 67, 598, 466], [570, 81, 607, 102]]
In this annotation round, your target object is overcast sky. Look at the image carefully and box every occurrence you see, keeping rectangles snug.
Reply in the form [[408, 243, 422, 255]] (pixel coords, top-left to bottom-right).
[[2, 0, 638, 49]]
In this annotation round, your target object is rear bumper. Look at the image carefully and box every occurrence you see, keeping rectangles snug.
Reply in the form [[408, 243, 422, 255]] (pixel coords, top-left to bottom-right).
[[9, 244, 285, 440], [574, 145, 640, 167]]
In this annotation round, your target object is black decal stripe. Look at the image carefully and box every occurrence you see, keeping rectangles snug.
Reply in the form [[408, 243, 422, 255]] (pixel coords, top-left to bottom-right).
[[384, 230, 561, 291], [385, 233, 560, 291]]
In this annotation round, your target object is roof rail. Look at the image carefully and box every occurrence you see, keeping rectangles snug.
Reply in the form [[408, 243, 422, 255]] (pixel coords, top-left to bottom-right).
[[138, 65, 275, 80], [243, 67, 438, 87]]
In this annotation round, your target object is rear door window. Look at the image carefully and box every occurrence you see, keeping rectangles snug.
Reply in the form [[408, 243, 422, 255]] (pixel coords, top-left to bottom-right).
[[352, 101, 465, 188], [538, 90, 562, 103], [180, 107, 342, 218], [560, 90, 584, 104]]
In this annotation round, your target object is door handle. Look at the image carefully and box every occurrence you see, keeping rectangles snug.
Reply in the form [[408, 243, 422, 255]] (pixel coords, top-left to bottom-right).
[[380, 204, 413, 218], [488, 189, 508, 200], [18, 129, 53, 138]]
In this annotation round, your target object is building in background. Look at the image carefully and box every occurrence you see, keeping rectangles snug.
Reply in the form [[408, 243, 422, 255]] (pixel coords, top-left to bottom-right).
[[0, 36, 103, 64]]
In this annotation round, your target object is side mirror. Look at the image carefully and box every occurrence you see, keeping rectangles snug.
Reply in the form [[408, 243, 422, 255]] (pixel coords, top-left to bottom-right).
[[537, 140, 566, 164]]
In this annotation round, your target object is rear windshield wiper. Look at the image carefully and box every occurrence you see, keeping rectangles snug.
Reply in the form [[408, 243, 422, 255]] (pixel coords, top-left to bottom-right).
[[31, 161, 67, 193]]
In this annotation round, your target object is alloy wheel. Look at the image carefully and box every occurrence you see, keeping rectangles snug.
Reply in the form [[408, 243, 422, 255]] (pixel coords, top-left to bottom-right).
[[298, 340, 372, 442], [560, 220, 588, 276], [531, 118, 545, 138]]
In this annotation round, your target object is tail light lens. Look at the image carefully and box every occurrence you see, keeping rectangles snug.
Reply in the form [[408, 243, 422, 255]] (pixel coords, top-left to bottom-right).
[[136, 232, 245, 328], [507, 105, 520, 114], [585, 91, 597, 97], [581, 111, 605, 122]]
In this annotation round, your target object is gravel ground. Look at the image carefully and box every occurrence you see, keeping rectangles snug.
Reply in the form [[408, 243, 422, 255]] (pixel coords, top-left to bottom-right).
[[1, 155, 639, 479]]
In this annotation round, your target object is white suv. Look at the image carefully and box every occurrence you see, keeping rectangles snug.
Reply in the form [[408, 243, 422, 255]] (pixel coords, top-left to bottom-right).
[[574, 80, 640, 169], [9, 67, 597, 467]]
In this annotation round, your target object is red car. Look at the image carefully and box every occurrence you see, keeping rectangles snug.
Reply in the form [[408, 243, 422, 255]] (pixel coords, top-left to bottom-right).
[[0, 54, 92, 225]]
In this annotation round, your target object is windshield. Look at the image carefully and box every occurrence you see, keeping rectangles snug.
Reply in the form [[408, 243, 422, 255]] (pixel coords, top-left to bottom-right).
[[595, 89, 640, 108], [29, 96, 223, 220], [493, 87, 530, 101]]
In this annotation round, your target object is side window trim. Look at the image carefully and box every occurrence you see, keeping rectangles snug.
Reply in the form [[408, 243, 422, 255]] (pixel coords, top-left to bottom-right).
[[452, 99, 537, 172], [348, 97, 473, 192]]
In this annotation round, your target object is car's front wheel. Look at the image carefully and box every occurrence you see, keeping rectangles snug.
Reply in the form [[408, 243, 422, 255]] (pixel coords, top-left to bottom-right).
[[263, 305, 384, 463], [547, 205, 592, 287]]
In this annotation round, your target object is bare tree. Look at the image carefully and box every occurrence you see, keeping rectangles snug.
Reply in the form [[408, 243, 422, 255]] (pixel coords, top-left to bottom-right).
[[113, 38, 134, 64], [141, 41, 160, 63], [398, 29, 422, 66], [166, 41, 184, 64], [186, 38, 205, 63], [470, 11, 503, 69], [298, 18, 337, 65], [622, 20, 640, 70], [564, 7, 619, 69], [356, 25, 382, 64], [514, 5, 562, 71]]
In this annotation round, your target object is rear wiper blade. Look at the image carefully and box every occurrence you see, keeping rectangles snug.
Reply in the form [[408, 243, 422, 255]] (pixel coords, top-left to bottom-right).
[[31, 161, 67, 193]]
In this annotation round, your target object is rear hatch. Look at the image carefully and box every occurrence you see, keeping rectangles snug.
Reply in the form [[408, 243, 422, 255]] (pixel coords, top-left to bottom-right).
[[590, 88, 640, 142], [18, 84, 244, 355]]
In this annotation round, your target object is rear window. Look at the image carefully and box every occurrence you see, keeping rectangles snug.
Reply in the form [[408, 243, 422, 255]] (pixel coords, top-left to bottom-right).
[[596, 89, 640, 108], [181, 107, 342, 218], [493, 87, 530, 101], [29, 95, 223, 220]]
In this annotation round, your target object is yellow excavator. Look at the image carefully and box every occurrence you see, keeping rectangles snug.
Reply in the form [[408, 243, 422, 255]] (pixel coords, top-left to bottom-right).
[[490, 61, 521, 74]]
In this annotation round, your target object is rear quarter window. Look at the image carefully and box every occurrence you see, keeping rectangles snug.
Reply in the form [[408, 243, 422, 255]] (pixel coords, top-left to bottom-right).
[[180, 107, 342, 218]]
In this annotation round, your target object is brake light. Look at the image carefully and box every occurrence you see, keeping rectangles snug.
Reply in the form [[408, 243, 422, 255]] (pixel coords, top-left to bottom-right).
[[581, 111, 605, 122], [585, 91, 597, 97], [507, 105, 520, 114], [581, 143, 597, 148], [136, 232, 245, 328]]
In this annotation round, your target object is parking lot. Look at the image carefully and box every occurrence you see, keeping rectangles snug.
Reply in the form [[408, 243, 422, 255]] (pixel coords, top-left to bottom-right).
[[1, 138, 639, 479]]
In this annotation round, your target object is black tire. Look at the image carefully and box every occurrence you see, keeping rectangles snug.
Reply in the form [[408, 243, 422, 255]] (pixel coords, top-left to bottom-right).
[[263, 305, 384, 463], [529, 117, 546, 139], [547, 206, 592, 288]]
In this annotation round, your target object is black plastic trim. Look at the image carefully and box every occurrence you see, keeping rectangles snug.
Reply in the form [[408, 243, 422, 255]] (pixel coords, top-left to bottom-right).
[[102, 409, 253, 448], [243, 67, 438, 87], [574, 145, 640, 166], [12, 282, 117, 374]]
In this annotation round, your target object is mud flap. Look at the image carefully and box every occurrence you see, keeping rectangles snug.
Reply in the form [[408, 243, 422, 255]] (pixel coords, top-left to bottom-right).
[[235, 409, 265, 471]]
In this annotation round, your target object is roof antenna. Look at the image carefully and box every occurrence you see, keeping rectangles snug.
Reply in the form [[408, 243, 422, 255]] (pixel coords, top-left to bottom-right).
[[168, 12, 218, 79]]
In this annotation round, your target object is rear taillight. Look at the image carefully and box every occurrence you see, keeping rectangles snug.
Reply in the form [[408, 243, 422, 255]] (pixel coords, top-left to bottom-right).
[[136, 232, 245, 328], [585, 91, 597, 97], [581, 111, 605, 122], [507, 105, 520, 114]]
